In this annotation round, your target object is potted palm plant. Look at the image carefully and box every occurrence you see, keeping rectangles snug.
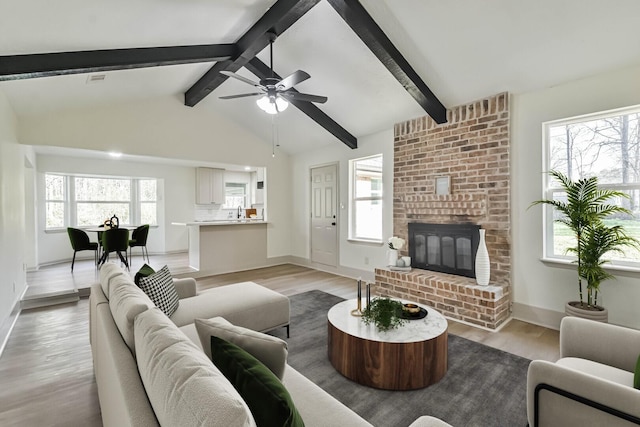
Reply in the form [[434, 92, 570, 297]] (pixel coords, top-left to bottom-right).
[[530, 170, 639, 322]]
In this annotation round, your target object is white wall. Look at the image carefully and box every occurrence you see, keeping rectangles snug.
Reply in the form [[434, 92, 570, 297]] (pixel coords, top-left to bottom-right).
[[0, 89, 29, 326], [290, 129, 394, 279], [18, 96, 293, 262], [34, 154, 195, 266], [512, 63, 640, 329]]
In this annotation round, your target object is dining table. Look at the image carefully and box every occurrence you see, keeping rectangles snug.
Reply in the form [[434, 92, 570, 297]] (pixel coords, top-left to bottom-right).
[[86, 225, 138, 268]]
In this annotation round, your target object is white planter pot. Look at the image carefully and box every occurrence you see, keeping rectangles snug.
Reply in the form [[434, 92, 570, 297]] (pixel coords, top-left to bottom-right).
[[387, 249, 398, 267], [565, 301, 608, 323]]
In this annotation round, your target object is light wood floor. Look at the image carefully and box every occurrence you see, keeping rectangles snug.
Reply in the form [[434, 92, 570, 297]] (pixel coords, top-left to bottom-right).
[[0, 255, 559, 426]]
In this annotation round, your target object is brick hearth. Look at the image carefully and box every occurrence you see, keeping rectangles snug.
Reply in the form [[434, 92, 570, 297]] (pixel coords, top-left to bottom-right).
[[375, 268, 511, 329], [376, 92, 511, 329]]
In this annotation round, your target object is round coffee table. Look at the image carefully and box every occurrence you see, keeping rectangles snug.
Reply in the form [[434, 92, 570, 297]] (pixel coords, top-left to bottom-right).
[[327, 299, 448, 390]]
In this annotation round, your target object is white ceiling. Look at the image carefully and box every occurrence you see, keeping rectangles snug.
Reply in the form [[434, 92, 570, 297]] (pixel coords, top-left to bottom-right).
[[2, 0, 640, 155]]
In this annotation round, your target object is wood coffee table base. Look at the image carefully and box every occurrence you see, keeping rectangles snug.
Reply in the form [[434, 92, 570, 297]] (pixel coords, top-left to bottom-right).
[[328, 322, 448, 390]]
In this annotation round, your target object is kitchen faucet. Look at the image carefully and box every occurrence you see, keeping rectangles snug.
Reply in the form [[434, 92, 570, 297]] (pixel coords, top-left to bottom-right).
[[237, 206, 242, 219]]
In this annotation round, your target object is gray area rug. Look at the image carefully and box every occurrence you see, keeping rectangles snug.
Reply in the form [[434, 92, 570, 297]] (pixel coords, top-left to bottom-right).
[[270, 290, 529, 427]]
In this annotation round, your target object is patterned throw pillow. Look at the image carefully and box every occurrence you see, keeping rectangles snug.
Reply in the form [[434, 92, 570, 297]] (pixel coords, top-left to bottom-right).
[[137, 265, 180, 317]]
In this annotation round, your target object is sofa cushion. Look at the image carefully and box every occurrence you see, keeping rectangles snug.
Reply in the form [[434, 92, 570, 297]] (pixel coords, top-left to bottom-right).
[[210, 336, 304, 427], [109, 275, 154, 355], [137, 265, 179, 317], [171, 281, 289, 330], [99, 261, 127, 299], [557, 357, 634, 387], [135, 308, 256, 427], [134, 263, 155, 286], [634, 354, 640, 389], [195, 317, 288, 380], [282, 365, 372, 427]]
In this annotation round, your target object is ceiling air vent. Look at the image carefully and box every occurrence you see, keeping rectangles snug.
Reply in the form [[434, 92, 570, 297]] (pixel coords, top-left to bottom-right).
[[86, 74, 106, 84]]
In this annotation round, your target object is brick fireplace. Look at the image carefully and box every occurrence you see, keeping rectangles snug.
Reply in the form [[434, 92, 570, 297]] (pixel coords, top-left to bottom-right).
[[375, 92, 511, 329]]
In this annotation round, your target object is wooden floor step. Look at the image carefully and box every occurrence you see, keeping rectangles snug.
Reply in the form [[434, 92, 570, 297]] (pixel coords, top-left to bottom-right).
[[21, 289, 80, 310]]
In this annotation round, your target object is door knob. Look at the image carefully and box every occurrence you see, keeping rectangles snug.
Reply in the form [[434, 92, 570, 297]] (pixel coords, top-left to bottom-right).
[[331, 222, 336, 226]]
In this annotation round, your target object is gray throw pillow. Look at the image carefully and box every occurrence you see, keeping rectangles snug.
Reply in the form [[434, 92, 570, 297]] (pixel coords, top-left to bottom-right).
[[195, 317, 288, 380], [138, 265, 179, 317]]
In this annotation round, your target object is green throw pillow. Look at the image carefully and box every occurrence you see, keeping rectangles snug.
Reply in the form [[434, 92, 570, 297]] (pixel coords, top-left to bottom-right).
[[634, 353, 640, 389], [210, 336, 304, 427], [134, 264, 155, 286]]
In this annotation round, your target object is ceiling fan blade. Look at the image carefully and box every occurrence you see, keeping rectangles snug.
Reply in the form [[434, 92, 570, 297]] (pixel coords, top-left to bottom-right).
[[281, 91, 328, 104], [277, 70, 310, 90], [219, 92, 263, 100], [220, 71, 261, 87]]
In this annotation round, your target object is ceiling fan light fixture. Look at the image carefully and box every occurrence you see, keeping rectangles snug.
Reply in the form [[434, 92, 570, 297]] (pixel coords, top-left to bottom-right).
[[256, 95, 288, 114]]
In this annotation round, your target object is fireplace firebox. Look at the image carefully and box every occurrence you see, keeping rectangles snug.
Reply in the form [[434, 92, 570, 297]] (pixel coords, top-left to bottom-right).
[[408, 223, 481, 278]]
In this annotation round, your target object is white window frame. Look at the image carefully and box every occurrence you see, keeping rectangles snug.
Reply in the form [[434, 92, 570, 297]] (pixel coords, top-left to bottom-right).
[[348, 154, 383, 243], [44, 173, 158, 230], [223, 182, 248, 209], [542, 104, 640, 270]]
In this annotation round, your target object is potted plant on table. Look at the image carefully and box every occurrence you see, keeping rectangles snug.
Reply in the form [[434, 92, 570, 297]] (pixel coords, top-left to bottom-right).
[[362, 297, 406, 332], [530, 171, 640, 321]]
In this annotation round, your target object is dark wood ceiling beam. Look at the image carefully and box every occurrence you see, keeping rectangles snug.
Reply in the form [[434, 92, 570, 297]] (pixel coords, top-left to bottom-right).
[[326, 0, 447, 124], [184, 0, 320, 107], [0, 44, 236, 81], [245, 57, 357, 149]]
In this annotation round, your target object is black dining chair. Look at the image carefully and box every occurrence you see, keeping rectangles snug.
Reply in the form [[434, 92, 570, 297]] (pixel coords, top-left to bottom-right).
[[129, 224, 150, 263], [67, 227, 99, 271], [100, 228, 130, 270], [97, 223, 105, 259]]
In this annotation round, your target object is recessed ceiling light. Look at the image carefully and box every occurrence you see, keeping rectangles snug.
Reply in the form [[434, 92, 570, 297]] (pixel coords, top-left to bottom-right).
[[87, 74, 106, 84], [244, 166, 252, 171], [108, 151, 122, 158]]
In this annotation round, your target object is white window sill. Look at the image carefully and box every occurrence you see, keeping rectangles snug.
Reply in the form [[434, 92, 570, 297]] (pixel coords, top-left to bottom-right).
[[541, 257, 640, 275], [347, 238, 383, 246]]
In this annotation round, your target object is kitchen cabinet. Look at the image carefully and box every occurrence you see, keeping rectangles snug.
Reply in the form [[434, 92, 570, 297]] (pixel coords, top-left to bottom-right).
[[196, 167, 224, 205]]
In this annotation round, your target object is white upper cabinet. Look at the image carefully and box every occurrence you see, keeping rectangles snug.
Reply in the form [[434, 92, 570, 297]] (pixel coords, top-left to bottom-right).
[[196, 167, 225, 205]]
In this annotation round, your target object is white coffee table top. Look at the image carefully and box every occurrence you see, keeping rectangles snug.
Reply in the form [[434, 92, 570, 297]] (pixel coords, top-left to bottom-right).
[[327, 299, 448, 344]]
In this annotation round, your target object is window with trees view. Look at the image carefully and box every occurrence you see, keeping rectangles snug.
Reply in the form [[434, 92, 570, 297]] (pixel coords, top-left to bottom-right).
[[349, 154, 383, 242], [44, 174, 157, 230], [224, 183, 247, 209], [544, 106, 640, 266]]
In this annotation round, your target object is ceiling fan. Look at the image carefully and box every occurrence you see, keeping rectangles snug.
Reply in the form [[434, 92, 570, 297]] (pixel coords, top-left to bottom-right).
[[219, 32, 327, 114]]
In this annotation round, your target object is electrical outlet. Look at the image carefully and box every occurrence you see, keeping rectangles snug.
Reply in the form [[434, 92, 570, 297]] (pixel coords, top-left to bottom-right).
[[364, 257, 369, 265]]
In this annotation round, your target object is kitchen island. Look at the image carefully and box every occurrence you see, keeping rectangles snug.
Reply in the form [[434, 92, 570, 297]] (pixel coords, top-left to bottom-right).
[[172, 221, 268, 277]]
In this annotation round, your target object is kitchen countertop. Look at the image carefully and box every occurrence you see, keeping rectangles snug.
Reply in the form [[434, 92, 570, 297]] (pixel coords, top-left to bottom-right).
[[172, 220, 267, 226]]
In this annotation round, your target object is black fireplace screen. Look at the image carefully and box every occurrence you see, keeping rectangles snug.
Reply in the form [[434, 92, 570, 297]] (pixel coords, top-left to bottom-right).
[[409, 223, 480, 278]]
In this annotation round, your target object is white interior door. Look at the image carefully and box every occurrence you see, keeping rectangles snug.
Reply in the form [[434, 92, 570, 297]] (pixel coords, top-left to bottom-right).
[[310, 164, 338, 266]]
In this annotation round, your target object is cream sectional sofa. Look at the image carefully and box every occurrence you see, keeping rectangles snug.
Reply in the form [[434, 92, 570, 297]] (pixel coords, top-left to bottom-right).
[[89, 263, 450, 427]]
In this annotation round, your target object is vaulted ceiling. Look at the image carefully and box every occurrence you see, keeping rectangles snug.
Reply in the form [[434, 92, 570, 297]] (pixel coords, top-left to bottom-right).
[[1, 0, 640, 154]]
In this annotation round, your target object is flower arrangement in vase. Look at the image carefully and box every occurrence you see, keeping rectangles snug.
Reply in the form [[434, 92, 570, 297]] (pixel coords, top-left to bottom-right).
[[387, 236, 405, 266]]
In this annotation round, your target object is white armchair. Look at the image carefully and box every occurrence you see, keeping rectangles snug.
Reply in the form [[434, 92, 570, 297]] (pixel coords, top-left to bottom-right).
[[527, 316, 640, 427]]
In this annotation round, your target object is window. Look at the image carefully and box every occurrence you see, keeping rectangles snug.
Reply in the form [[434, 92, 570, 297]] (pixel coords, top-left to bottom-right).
[[45, 174, 66, 229], [44, 174, 158, 230], [139, 179, 158, 225], [224, 182, 247, 209], [544, 105, 640, 266], [75, 177, 131, 226], [349, 154, 383, 242]]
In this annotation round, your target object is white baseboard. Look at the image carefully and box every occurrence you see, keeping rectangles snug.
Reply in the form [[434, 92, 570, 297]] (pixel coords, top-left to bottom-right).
[[288, 256, 376, 283], [180, 256, 292, 279], [512, 302, 563, 331], [0, 288, 25, 358], [447, 315, 515, 333]]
